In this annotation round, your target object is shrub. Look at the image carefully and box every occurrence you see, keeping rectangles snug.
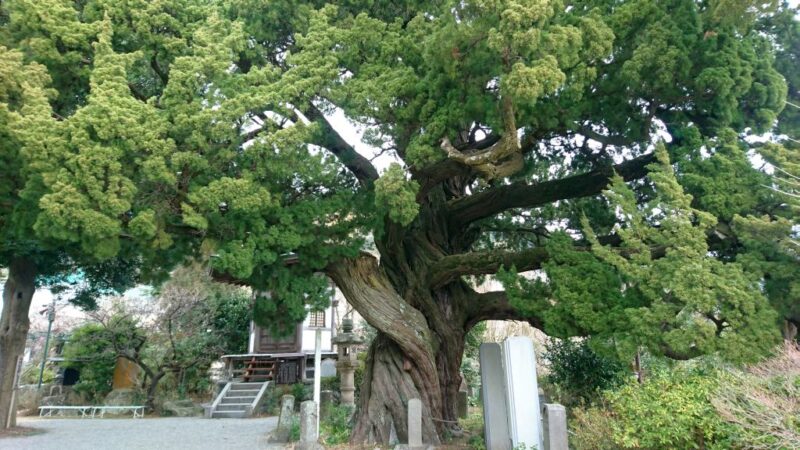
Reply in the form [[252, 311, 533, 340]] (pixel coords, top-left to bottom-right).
[[543, 338, 626, 406], [20, 362, 56, 385], [320, 404, 353, 445], [569, 345, 800, 450], [712, 343, 800, 449], [605, 369, 735, 449], [61, 323, 119, 402], [290, 382, 311, 405], [569, 405, 618, 450], [288, 416, 301, 442], [460, 407, 485, 450]]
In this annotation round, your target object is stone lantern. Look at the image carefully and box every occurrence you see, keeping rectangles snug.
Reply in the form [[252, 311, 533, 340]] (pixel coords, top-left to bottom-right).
[[331, 317, 363, 407]]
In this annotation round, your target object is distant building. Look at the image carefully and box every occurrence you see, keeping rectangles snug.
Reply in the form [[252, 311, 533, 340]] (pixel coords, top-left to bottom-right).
[[222, 282, 360, 384]]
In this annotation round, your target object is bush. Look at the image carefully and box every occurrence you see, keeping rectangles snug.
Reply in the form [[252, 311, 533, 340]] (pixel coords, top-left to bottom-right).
[[569, 405, 618, 450], [712, 343, 800, 449], [320, 404, 353, 445], [543, 338, 626, 406], [606, 369, 734, 449], [20, 361, 56, 385], [290, 382, 311, 405], [288, 416, 301, 442], [569, 345, 800, 450], [61, 323, 120, 402]]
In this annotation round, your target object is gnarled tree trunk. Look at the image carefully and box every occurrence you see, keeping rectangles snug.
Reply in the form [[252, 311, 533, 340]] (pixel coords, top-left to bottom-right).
[[0, 258, 37, 429], [328, 253, 471, 444]]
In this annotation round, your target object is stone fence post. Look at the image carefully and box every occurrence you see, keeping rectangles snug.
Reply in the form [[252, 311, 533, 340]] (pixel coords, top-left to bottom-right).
[[542, 403, 568, 450]]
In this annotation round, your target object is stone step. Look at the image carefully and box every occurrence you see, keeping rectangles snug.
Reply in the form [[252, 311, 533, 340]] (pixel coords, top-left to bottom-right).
[[215, 403, 251, 412], [229, 383, 264, 390], [211, 410, 248, 419], [229, 389, 261, 394], [221, 396, 256, 404]]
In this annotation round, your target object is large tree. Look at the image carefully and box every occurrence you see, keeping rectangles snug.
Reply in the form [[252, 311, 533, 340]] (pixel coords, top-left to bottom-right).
[[2, 0, 797, 443], [0, 43, 138, 428]]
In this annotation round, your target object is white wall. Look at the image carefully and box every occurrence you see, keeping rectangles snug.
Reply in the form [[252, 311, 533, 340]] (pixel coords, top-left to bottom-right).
[[301, 302, 334, 353]]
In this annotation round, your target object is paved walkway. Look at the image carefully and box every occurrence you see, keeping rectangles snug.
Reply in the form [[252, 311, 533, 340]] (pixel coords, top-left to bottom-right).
[[1, 416, 278, 450]]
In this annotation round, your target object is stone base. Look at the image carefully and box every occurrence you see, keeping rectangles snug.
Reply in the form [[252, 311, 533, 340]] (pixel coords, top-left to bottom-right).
[[394, 445, 435, 450], [296, 443, 325, 450]]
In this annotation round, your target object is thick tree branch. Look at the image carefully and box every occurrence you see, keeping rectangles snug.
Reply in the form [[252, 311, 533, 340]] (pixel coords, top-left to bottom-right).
[[429, 248, 549, 289], [577, 125, 636, 147], [466, 290, 544, 330], [439, 97, 522, 180], [448, 152, 657, 226], [305, 106, 379, 186], [431, 240, 668, 289]]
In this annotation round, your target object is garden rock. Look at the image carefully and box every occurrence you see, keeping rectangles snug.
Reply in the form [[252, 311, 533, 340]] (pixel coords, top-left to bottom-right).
[[162, 399, 203, 417]]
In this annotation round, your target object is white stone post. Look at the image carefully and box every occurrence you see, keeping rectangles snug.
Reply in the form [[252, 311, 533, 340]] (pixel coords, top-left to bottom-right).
[[408, 398, 422, 448], [503, 336, 544, 450], [543, 403, 569, 450], [479, 343, 512, 450]]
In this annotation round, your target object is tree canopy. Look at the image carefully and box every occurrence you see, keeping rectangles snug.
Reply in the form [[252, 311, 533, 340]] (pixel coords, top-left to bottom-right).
[[1, 0, 797, 442]]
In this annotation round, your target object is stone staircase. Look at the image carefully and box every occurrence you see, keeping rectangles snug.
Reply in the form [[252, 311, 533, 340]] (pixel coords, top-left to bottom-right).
[[208, 381, 270, 418]]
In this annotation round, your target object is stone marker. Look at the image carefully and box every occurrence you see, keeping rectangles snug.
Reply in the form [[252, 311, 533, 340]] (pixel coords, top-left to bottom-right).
[[457, 390, 468, 419], [479, 343, 512, 450], [408, 398, 422, 448], [543, 403, 568, 450], [298, 400, 323, 450], [503, 336, 544, 450], [457, 378, 469, 419], [320, 390, 333, 417], [270, 394, 295, 443], [320, 358, 337, 378]]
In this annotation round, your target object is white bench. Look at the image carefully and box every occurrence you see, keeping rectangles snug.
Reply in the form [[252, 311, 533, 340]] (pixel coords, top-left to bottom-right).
[[93, 406, 145, 418], [38, 406, 96, 418], [38, 405, 145, 419]]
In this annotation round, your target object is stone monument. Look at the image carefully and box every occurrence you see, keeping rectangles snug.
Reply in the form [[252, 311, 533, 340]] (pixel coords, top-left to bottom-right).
[[479, 343, 512, 450], [503, 336, 544, 450]]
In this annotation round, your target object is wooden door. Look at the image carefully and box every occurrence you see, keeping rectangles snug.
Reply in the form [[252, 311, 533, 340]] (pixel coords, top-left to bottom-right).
[[255, 322, 302, 353]]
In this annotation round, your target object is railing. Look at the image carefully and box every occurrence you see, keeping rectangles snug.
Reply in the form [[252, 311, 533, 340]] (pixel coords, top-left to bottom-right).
[[248, 381, 271, 416], [222, 354, 305, 384], [207, 381, 231, 418]]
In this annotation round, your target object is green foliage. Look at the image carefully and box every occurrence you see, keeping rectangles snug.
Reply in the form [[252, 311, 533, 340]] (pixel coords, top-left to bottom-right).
[[503, 145, 781, 363], [19, 361, 55, 385], [543, 338, 626, 406], [320, 404, 353, 445], [288, 416, 301, 442], [461, 407, 486, 450], [374, 163, 420, 226], [606, 369, 734, 449], [572, 345, 800, 450], [461, 321, 486, 401], [62, 322, 134, 402], [290, 382, 311, 404], [569, 406, 618, 450]]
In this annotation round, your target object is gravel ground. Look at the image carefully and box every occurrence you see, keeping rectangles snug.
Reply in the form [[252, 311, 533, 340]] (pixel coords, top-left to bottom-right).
[[1, 416, 278, 450]]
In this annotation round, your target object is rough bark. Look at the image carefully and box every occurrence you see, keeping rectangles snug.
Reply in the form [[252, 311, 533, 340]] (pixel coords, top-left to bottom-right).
[[0, 258, 37, 429], [327, 255, 468, 445]]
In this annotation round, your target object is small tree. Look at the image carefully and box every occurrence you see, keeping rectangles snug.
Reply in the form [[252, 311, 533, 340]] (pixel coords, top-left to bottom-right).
[[73, 265, 250, 409], [62, 322, 133, 403]]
